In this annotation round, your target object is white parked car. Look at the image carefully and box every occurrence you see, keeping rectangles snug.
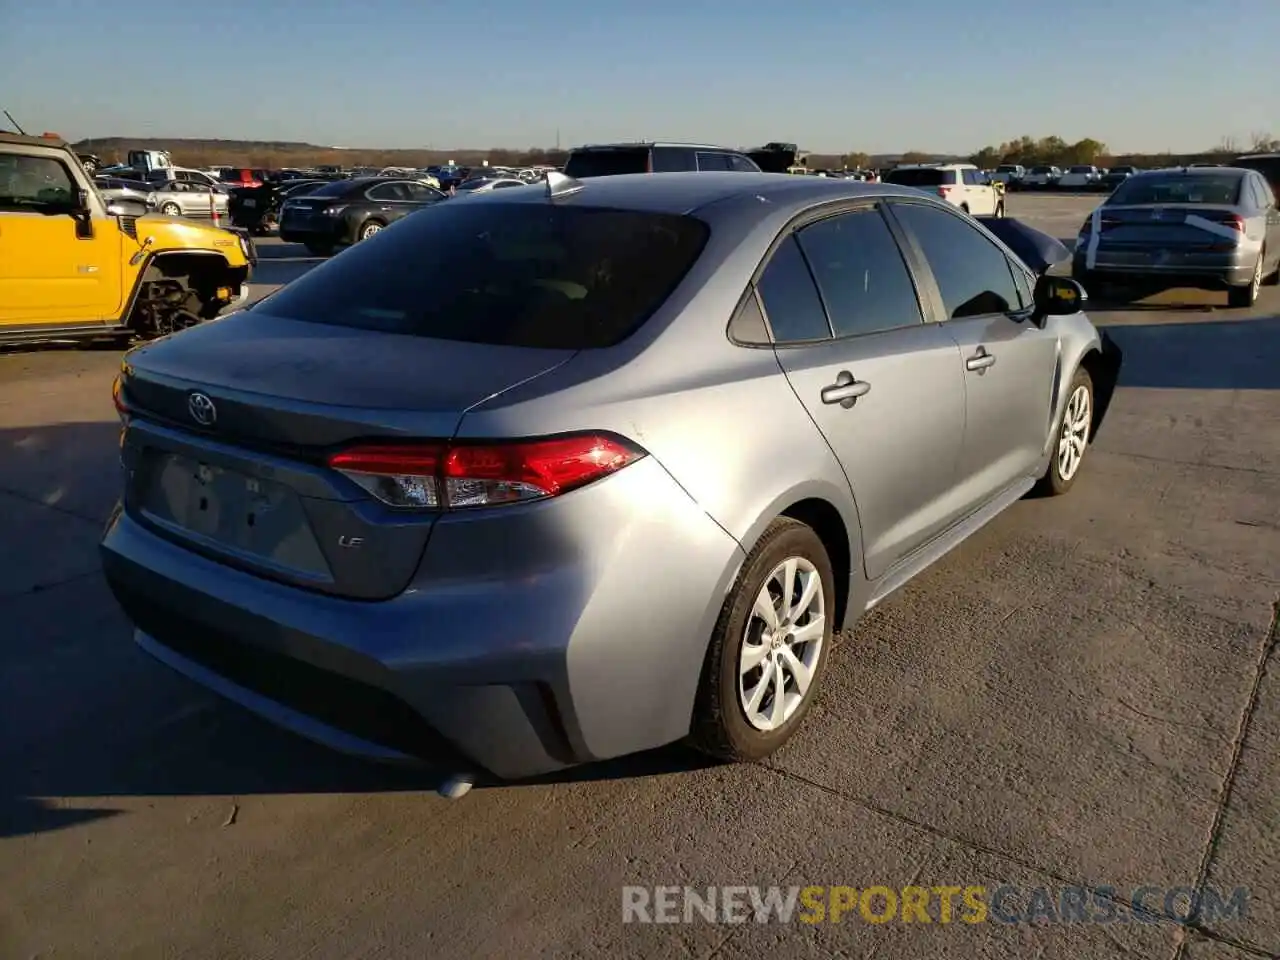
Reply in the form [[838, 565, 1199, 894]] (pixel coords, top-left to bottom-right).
[[882, 163, 1002, 216], [990, 163, 1025, 186], [1058, 165, 1101, 189], [1023, 165, 1062, 189]]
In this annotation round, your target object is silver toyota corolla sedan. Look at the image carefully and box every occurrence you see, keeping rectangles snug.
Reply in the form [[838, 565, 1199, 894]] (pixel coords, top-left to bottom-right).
[[1073, 166, 1280, 307], [102, 172, 1120, 783]]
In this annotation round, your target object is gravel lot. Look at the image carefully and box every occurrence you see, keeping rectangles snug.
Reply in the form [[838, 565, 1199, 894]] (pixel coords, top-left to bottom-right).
[[1, 195, 1277, 960]]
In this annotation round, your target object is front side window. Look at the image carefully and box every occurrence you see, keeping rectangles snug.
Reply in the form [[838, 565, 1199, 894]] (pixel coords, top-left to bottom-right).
[[0, 156, 77, 211], [891, 202, 1022, 319], [795, 207, 923, 337]]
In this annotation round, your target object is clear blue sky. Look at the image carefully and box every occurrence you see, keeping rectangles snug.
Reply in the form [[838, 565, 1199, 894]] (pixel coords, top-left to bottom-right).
[[1, 0, 1275, 153]]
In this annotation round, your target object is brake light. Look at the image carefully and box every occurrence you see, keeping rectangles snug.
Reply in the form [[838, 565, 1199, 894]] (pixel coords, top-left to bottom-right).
[[327, 434, 645, 509], [1213, 213, 1245, 232], [111, 375, 130, 421], [937, 186, 953, 197]]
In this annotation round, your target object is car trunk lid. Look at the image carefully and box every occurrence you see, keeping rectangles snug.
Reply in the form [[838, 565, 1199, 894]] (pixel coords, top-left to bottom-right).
[[1094, 204, 1245, 249], [118, 312, 576, 599]]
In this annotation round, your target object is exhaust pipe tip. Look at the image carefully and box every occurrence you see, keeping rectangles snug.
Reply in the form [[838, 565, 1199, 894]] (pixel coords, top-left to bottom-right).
[[437, 774, 475, 800]]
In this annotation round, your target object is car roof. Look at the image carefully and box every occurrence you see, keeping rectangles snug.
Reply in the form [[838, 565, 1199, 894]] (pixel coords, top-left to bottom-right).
[[571, 141, 747, 152], [0, 131, 71, 150], [462, 171, 916, 217]]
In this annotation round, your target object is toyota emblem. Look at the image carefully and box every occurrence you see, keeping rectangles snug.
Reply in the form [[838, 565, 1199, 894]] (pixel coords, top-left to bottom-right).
[[188, 392, 217, 426]]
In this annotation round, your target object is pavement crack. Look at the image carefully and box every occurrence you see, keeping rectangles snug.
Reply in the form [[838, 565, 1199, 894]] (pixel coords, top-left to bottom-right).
[[1114, 696, 1234, 745], [1172, 595, 1280, 960], [759, 759, 1280, 960], [1105, 449, 1280, 479]]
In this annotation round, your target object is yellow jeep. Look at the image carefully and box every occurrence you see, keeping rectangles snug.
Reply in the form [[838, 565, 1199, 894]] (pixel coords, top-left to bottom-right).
[[0, 132, 254, 346]]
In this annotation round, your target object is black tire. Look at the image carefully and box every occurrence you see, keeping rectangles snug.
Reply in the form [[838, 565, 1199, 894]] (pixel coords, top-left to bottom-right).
[[304, 242, 334, 256], [1263, 248, 1279, 285], [1036, 366, 1094, 497], [159, 202, 181, 217], [960, 203, 970, 215], [358, 219, 385, 241], [689, 517, 835, 762], [1226, 255, 1262, 308]]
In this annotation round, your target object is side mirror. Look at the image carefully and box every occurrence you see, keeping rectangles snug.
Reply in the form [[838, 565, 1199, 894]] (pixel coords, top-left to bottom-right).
[[106, 197, 149, 218], [1033, 275, 1087, 319]]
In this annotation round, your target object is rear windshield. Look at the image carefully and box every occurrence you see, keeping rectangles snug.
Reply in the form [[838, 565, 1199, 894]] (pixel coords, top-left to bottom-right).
[[1028, 166, 1053, 174], [255, 203, 710, 349], [1068, 166, 1093, 173], [1109, 174, 1242, 206], [996, 165, 1020, 172], [563, 148, 650, 178], [882, 168, 951, 187]]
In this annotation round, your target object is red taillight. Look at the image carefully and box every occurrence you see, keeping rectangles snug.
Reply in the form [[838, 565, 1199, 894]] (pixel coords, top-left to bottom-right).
[[1214, 214, 1245, 232], [111, 375, 129, 419], [937, 186, 952, 197], [327, 434, 645, 509]]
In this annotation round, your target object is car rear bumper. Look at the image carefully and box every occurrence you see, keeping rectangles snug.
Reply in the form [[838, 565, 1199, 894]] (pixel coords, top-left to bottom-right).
[[1073, 251, 1255, 288], [100, 456, 744, 780], [278, 219, 345, 245]]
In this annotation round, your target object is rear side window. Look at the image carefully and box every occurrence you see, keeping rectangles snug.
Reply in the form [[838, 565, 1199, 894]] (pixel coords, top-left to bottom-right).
[[796, 208, 922, 337], [308, 180, 357, 198], [728, 154, 759, 172], [891, 202, 1021, 319], [1233, 156, 1280, 194], [256, 203, 709, 349], [755, 236, 831, 343], [652, 148, 696, 172], [563, 148, 649, 178], [696, 152, 733, 171], [883, 168, 951, 188]]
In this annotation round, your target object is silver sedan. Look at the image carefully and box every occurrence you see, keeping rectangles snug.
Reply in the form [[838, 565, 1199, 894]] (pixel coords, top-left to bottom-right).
[[151, 180, 231, 219], [103, 173, 1121, 782], [94, 176, 158, 209], [1073, 166, 1280, 307]]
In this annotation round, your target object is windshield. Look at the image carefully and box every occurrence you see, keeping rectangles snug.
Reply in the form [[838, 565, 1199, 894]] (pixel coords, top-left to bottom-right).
[[882, 168, 950, 187], [1109, 174, 1242, 206], [563, 148, 649, 178], [255, 203, 709, 349], [996, 165, 1019, 173], [1029, 166, 1053, 174], [1068, 166, 1093, 173]]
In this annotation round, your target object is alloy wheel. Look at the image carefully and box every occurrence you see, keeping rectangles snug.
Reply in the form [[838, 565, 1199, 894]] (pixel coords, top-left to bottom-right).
[[1057, 383, 1092, 482], [738, 557, 826, 732]]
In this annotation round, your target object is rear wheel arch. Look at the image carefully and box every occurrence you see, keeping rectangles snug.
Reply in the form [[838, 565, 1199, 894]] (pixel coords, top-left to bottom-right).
[[778, 498, 853, 630]]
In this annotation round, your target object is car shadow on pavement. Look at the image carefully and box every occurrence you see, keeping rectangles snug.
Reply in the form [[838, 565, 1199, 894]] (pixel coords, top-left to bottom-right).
[[1097, 314, 1280, 390]]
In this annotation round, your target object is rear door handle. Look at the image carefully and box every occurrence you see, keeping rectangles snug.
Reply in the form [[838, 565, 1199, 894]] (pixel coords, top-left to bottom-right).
[[966, 347, 997, 372], [820, 370, 871, 408]]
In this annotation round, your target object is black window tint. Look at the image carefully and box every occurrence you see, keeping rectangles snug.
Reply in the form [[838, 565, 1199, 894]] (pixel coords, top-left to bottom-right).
[[729, 154, 759, 172], [257, 204, 709, 349], [696, 152, 732, 172], [796, 208, 922, 337], [404, 182, 443, 201], [755, 236, 831, 343], [962, 169, 978, 185], [651, 148, 696, 172], [892, 202, 1021, 319], [367, 182, 409, 201], [883, 168, 948, 187], [564, 148, 650, 177]]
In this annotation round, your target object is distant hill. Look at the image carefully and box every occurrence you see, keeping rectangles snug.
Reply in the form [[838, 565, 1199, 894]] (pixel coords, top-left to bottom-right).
[[71, 136, 567, 170]]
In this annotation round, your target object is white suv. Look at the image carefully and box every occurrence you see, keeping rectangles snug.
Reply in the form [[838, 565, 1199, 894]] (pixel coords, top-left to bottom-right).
[[882, 163, 1002, 216], [1058, 165, 1101, 189]]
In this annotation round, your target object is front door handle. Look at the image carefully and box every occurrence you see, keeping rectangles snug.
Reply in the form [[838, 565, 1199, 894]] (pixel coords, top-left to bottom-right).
[[820, 370, 871, 408], [966, 347, 997, 372]]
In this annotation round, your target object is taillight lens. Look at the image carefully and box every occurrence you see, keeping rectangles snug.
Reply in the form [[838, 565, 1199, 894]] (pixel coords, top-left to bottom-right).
[[1213, 214, 1245, 232], [327, 433, 645, 510], [111, 375, 130, 421]]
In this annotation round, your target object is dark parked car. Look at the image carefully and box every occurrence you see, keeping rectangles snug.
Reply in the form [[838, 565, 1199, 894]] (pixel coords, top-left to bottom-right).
[[1233, 153, 1280, 200], [278, 176, 447, 254], [563, 142, 761, 177], [1097, 166, 1138, 191]]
